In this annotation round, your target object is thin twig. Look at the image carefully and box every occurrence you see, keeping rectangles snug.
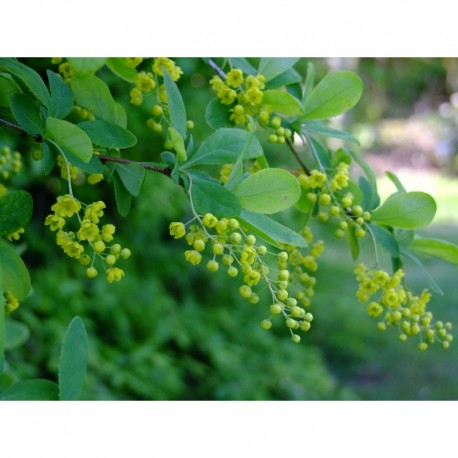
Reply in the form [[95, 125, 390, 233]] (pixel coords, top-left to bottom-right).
[[208, 58, 227, 79], [98, 155, 171, 177], [285, 138, 310, 175], [0, 118, 42, 142]]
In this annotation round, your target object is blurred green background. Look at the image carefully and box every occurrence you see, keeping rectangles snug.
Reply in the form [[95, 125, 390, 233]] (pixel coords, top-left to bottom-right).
[[1, 58, 457, 400]]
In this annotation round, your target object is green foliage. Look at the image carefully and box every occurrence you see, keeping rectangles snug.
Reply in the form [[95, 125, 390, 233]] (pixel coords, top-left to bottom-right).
[[233, 168, 300, 214], [46, 117, 93, 163], [0, 190, 33, 236], [372, 191, 437, 229], [0, 57, 456, 401], [302, 71, 363, 120], [58, 316, 88, 400]]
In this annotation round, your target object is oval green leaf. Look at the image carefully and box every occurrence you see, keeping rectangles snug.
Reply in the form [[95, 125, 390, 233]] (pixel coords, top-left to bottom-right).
[[189, 174, 241, 217], [113, 173, 132, 217], [182, 128, 263, 168], [0, 74, 22, 107], [233, 168, 300, 214], [47, 70, 73, 119], [0, 190, 33, 236], [71, 75, 124, 126], [78, 120, 137, 149], [205, 98, 232, 130], [0, 58, 52, 109], [0, 238, 31, 300], [238, 210, 307, 248], [106, 58, 138, 82], [262, 90, 304, 116], [411, 238, 458, 264], [302, 71, 363, 120], [59, 316, 89, 401], [9, 93, 43, 136], [258, 58, 300, 82], [115, 163, 145, 197], [371, 191, 437, 229], [4, 319, 30, 351], [1, 379, 59, 401], [163, 69, 187, 139], [67, 58, 106, 77], [46, 117, 93, 163]]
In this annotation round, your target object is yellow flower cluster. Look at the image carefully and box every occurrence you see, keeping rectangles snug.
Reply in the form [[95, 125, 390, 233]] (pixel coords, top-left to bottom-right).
[[355, 263, 453, 350], [45, 194, 131, 283], [299, 163, 371, 239], [169, 213, 321, 343], [0, 146, 22, 181]]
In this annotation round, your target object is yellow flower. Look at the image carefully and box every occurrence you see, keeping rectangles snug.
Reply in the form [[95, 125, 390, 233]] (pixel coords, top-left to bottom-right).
[[169, 222, 186, 239], [106, 267, 125, 283], [226, 69, 244, 88]]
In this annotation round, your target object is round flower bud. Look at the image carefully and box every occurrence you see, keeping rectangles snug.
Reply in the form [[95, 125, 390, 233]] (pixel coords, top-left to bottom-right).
[[193, 239, 206, 251], [230, 232, 242, 244], [256, 245, 267, 255], [93, 241, 106, 253], [286, 318, 298, 329], [268, 134, 278, 143], [291, 334, 301, 344], [120, 248, 131, 259], [110, 244, 122, 255], [239, 285, 252, 299], [207, 260, 219, 272], [261, 319, 272, 330], [270, 303, 282, 315], [212, 243, 224, 255], [86, 267, 98, 278], [277, 289, 288, 302], [227, 266, 238, 277], [245, 235, 256, 246], [300, 321, 311, 332], [105, 254, 117, 265]]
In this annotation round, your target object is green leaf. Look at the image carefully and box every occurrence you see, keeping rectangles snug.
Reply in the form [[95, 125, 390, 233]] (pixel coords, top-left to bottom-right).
[[1, 379, 59, 400], [46, 117, 93, 163], [205, 98, 232, 130], [369, 224, 400, 257], [182, 128, 262, 168], [0, 190, 33, 236], [0, 58, 52, 109], [347, 226, 360, 261], [303, 120, 359, 144], [372, 191, 437, 229], [60, 146, 103, 174], [188, 174, 241, 217], [347, 149, 380, 209], [113, 103, 128, 128], [113, 172, 132, 217], [258, 58, 299, 82], [302, 62, 315, 104], [47, 70, 73, 119], [228, 58, 256, 75], [67, 58, 106, 77], [115, 163, 145, 197], [238, 210, 307, 248], [0, 238, 31, 300], [163, 69, 187, 139], [262, 90, 304, 116], [59, 316, 89, 401], [9, 93, 43, 136], [302, 71, 363, 120], [386, 170, 407, 192], [42, 142, 56, 175], [411, 238, 458, 264], [0, 74, 22, 107], [78, 120, 137, 149], [265, 68, 302, 89], [4, 319, 30, 351], [169, 127, 187, 163], [233, 168, 301, 214], [71, 75, 124, 126], [106, 58, 138, 82]]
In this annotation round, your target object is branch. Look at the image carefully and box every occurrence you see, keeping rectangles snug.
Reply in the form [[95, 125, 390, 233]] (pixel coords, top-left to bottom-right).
[[0, 118, 42, 142], [0, 117, 172, 177], [208, 58, 227, 79], [286, 138, 310, 175], [98, 155, 171, 177]]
